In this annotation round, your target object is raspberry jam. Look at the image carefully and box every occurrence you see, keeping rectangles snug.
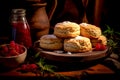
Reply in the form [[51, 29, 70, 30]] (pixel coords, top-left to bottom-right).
[[10, 9, 32, 49], [11, 22, 32, 48]]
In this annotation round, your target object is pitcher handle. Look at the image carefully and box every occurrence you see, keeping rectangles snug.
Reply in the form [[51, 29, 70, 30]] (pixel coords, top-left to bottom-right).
[[48, 0, 57, 21]]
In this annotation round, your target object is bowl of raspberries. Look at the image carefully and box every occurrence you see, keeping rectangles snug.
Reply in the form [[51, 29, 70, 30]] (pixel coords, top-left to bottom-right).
[[0, 40, 27, 69]]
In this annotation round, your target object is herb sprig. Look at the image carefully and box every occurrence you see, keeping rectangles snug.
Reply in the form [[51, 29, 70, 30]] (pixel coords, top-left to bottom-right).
[[19, 50, 70, 80], [103, 25, 120, 55]]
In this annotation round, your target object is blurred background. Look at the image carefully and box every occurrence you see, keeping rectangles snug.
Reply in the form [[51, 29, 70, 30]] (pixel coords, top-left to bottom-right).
[[0, 0, 120, 41]]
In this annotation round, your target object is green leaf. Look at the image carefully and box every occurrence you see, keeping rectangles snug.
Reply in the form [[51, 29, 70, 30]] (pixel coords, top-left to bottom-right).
[[34, 51, 41, 58], [103, 24, 120, 56]]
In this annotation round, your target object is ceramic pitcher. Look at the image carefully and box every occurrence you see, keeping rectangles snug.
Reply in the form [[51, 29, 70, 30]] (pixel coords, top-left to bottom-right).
[[26, 0, 57, 42]]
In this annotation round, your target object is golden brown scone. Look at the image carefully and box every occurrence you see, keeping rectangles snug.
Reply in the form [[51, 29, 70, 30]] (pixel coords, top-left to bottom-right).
[[54, 21, 80, 38], [91, 35, 107, 47], [64, 36, 92, 52], [40, 34, 63, 50], [80, 23, 102, 39]]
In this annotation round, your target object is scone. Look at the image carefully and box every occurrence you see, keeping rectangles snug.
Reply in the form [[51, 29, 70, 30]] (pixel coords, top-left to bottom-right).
[[40, 34, 63, 50], [64, 36, 92, 52], [91, 35, 107, 47], [54, 21, 80, 38], [80, 23, 102, 39]]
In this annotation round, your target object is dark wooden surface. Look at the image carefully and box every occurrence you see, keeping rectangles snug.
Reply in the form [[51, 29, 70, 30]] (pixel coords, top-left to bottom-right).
[[0, 63, 116, 80], [0, 46, 119, 80]]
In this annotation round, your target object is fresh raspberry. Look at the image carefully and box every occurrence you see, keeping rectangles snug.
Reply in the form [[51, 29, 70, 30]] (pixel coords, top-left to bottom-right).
[[95, 43, 101, 51], [20, 64, 38, 72], [94, 43, 107, 51], [15, 44, 20, 53], [9, 49, 19, 56], [19, 49, 24, 54], [100, 44, 107, 50], [9, 40, 16, 48], [20, 64, 28, 71], [24, 64, 32, 72], [29, 64, 38, 69], [18, 45, 24, 54]]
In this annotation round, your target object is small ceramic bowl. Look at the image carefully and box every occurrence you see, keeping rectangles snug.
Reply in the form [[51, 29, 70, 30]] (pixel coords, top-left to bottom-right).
[[0, 44, 27, 69]]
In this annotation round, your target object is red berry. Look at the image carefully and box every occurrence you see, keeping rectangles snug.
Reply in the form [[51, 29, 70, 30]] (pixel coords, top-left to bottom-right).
[[20, 64, 38, 72], [19, 45, 24, 54], [10, 40, 16, 48], [15, 44, 20, 53], [100, 44, 106, 50], [9, 49, 19, 56], [95, 43, 101, 50], [29, 64, 38, 69], [94, 43, 107, 51], [20, 64, 28, 71]]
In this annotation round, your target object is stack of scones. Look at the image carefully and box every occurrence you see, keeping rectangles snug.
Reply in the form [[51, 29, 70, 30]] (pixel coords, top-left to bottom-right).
[[39, 21, 107, 53]]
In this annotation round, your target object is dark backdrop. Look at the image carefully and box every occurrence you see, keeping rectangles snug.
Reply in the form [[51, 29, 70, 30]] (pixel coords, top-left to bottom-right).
[[0, 0, 120, 39]]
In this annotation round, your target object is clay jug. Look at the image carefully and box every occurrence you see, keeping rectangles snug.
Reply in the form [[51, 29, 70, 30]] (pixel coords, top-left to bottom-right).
[[26, 0, 57, 42]]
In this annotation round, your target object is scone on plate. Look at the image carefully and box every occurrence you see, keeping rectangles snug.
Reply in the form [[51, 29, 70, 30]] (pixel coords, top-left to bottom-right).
[[80, 23, 102, 39], [40, 34, 63, 50], [91, 35, 107, 47], [64, 36, 92, 52], [54, 21, 80, 38]]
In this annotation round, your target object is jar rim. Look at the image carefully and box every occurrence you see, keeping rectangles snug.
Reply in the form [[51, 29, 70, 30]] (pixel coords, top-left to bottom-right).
[[12, 9, 26, 14]]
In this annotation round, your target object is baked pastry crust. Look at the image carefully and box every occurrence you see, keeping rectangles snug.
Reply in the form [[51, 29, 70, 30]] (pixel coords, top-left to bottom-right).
[[91, 35, 107, 47], [80, 23, 102, 39], [40, 34, 63, 50], [64, 36, 92, 52], [54, 21, 80, 38]]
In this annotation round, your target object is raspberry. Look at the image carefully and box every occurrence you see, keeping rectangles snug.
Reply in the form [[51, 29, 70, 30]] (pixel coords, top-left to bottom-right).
[[100, 44, 107, 50], [94, 43, 107, 51], [9, 49, 19, 56], [20, 64, 38, 72], [18, 45, 24, 54], [19, 49, 24, 54], [29, 64, 38, 69], [95, 43, 101, 51], [15, 44, 20, 53], [9, 40, 16, 48], [20, 64, 28, 71]]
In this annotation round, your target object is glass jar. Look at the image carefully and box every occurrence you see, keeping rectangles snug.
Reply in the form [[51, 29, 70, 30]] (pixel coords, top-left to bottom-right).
[[10, 9, 32, 49]]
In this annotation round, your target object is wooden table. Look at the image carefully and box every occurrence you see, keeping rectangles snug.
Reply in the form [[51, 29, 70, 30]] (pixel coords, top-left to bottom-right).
[[0, 63, 115, 80]]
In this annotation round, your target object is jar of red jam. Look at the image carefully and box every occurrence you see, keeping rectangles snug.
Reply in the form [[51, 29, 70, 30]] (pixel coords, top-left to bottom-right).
[[10, 9, 32, 49]]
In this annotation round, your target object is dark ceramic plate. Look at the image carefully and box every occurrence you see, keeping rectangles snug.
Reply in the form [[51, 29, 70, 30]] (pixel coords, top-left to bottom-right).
[[39, 47, 109, 62]]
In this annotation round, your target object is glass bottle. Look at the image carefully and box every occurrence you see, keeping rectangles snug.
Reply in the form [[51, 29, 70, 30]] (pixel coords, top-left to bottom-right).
[[10, 9, 32, 49]]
